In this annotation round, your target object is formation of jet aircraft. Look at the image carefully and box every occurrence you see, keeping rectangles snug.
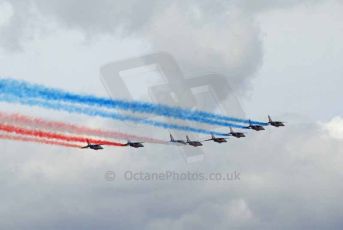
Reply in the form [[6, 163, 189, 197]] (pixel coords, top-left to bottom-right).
[[82, 116, 285, 150]]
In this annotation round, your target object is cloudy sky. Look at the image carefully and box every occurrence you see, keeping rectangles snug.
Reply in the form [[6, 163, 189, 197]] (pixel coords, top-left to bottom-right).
[[0, 0, 342, 229]]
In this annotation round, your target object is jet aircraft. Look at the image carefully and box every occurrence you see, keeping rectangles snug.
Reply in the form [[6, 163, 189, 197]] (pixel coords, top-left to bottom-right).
[[124, 141, 144, 148], [227, 127, 246, 138], [246, 120, 265, 131], [268, 115, 285, 127], [169, 134, 187, 145], [81, 140, 104, 150], [204, 134, 228, 143], [186, 135, 203, 147]]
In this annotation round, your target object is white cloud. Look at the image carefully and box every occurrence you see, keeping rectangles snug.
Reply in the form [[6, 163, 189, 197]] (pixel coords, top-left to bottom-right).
[[322, 116, 343, 139]]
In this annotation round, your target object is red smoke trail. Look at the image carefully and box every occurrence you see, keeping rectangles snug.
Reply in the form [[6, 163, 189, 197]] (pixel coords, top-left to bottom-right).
[[0, 123, 126, 146], [0, 134, 82, 148], [0, 112, 167, 144]]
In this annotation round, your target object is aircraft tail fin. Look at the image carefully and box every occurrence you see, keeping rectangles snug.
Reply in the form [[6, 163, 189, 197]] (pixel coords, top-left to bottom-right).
[[268, 115, 272, 123], [211, 133, 215, 139], [230, 127, 233, 133], [186, 135, 191, 142], [170, 133, 174, 142], [86, 139, 90, 145]]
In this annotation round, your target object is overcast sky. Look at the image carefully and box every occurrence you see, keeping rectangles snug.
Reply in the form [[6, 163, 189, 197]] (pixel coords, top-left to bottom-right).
[[0, 0, 342, 229]]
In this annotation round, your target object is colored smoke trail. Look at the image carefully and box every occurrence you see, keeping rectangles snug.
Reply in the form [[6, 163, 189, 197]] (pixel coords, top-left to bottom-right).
[[0, 134, 82, 148], [0, 123, 126, 146], [0, 111, 167, 144], [0, 78, 268, 126], [0, 94, 232, 136]]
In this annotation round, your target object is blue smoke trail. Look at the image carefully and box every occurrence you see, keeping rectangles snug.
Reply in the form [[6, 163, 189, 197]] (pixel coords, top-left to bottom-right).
[[0, 78, 268, 127], [0, 94, 232, 136]]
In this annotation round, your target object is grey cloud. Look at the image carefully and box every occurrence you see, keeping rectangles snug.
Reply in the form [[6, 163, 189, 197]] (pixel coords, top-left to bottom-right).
[[237, 0, 326, 12], [0, 1, 33, 51], [1, 1, 260, 88], [0, 0, 321, 90], [0, 0, 333, 88]]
